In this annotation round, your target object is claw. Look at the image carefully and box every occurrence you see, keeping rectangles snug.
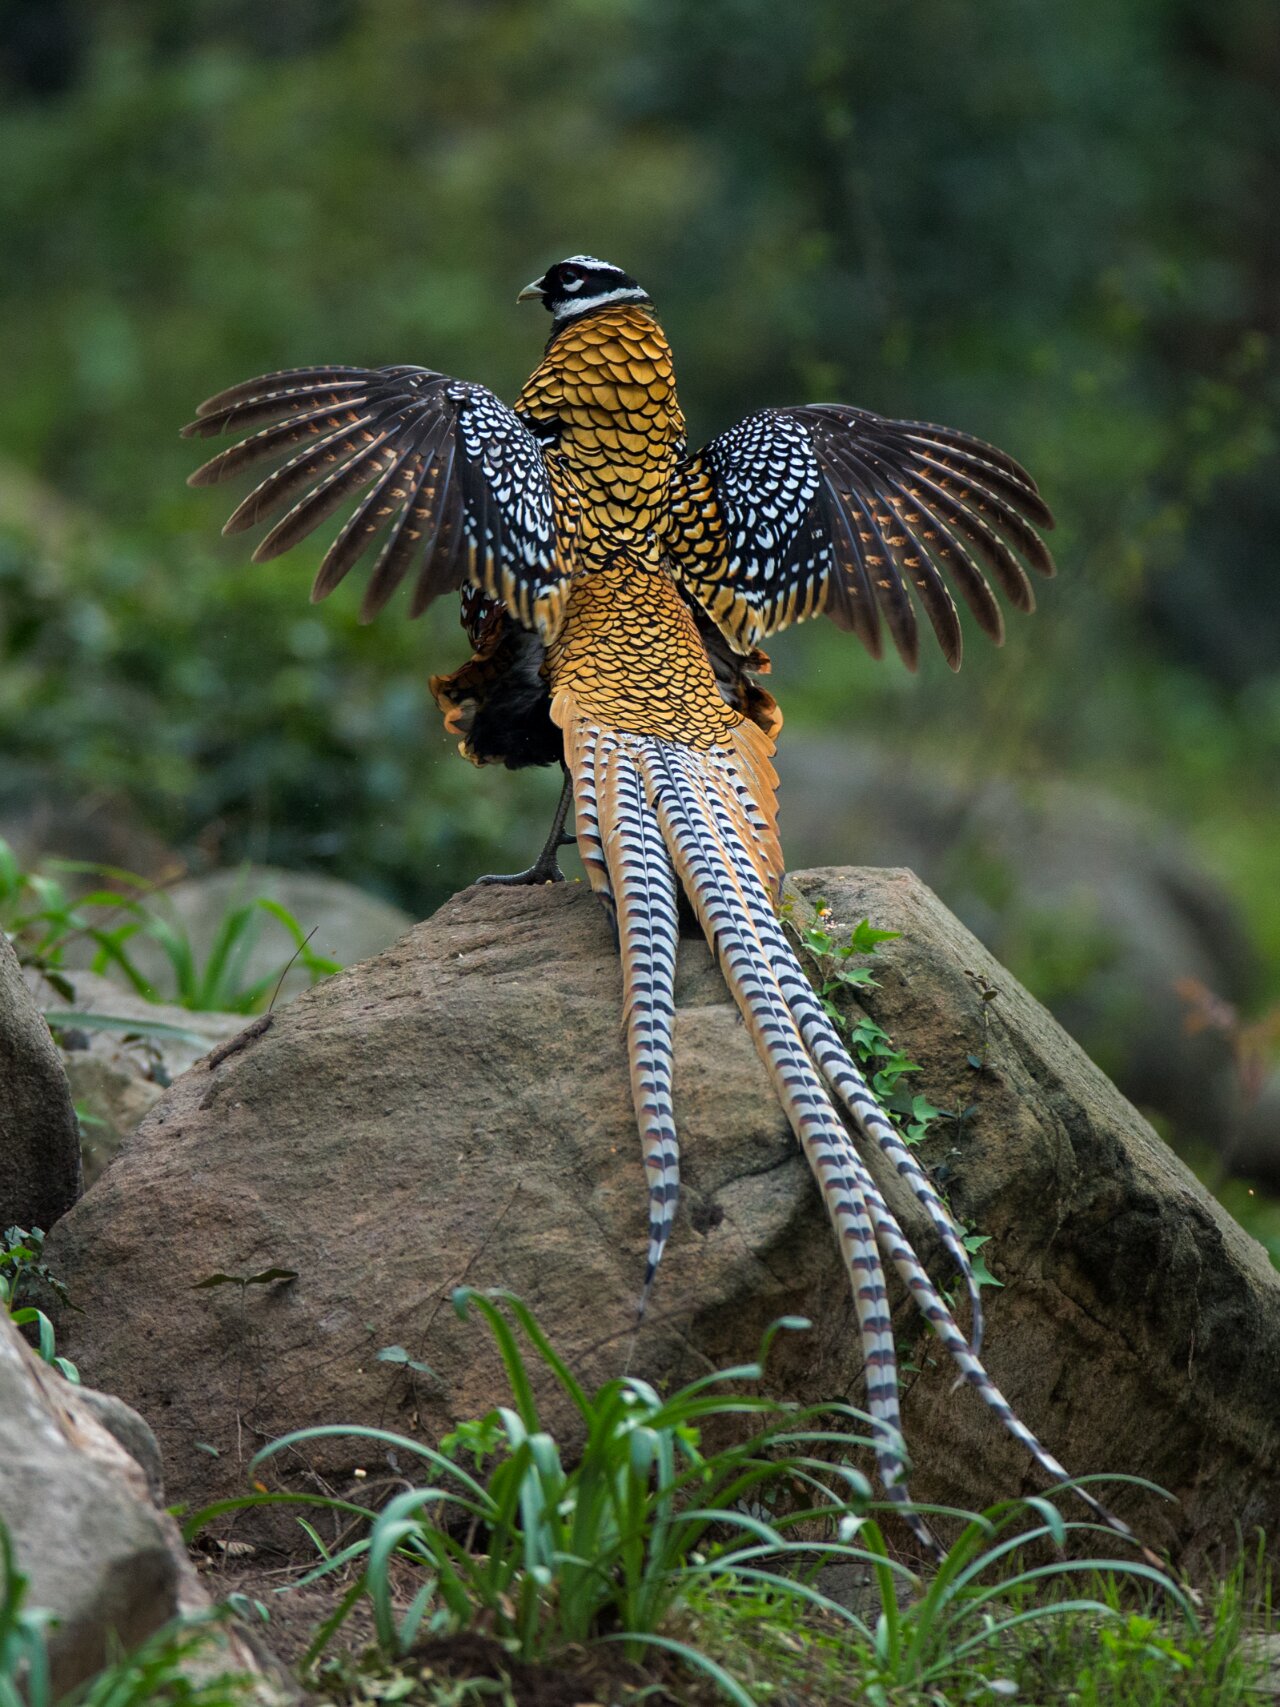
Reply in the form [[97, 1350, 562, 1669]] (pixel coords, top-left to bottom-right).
[[475, 858, 566, 887], [475, 771, 575, 890]]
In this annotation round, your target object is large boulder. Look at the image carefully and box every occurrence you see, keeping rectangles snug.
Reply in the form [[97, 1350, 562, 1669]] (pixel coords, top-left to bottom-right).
[[44, 871, 1280, 1566], [0, 934, 80, 1229], [28, 967, 244, 1188], [0, 1313, 284, 1700]]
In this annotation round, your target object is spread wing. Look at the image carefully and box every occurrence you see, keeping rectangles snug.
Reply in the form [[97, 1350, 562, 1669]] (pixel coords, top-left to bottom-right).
[[182, 365, 570, 638], [667, 404, 1056, 669]]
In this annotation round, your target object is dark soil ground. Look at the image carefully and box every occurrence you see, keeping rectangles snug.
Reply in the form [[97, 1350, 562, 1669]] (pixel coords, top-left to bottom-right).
[[197, 1556, 690, 1706]]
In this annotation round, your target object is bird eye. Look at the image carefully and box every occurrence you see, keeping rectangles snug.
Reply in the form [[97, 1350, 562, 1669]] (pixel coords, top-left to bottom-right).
[[561, 268, 584, 291]]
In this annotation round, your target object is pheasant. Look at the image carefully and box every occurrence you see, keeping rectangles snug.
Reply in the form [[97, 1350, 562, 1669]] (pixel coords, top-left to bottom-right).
[[183, 256, 1134, 1553]]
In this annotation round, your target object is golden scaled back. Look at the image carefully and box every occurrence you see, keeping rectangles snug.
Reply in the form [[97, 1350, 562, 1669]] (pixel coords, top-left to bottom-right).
[[546, 555, 741, 750]]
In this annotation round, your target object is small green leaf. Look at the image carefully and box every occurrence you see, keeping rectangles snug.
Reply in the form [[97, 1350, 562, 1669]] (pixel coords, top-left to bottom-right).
[[970, 1251, 1003, 1291], [377, 1345, 435, 1376], [849, 918, 902, 954], [833, 966, 875, 989], [43, 1010, 213, 1048]]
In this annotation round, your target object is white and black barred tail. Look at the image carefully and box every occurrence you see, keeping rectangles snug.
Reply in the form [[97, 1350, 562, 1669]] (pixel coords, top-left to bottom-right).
[[567, 718, 682, 1297], [563, 712, 1142, 1556]]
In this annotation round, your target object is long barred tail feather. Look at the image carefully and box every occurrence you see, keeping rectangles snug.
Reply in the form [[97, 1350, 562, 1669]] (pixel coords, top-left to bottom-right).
[[565, 716, 613, 927], [635, 739, 937, 1551], [563, 713, 1144, 1557], [565, 721, 680, 1302], [651, 740, 985, 1348], [598, 737, 682, 1296], [693, 762, 986, 1352]]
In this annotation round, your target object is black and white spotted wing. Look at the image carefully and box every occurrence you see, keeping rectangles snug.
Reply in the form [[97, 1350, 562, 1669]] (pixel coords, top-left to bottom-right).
[[668, 404, 1056, 669], [183, 365, 569, 637]]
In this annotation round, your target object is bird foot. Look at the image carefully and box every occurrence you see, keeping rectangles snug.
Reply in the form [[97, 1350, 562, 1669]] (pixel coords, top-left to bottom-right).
[[474, 857, 566, 887], [475, 782, 576, 887]]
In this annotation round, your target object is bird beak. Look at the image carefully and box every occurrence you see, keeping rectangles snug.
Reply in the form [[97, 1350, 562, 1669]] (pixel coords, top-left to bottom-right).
[[517, 277, 544, 303]]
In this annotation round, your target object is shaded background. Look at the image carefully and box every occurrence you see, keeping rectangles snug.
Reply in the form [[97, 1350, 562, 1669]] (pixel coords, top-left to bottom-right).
[[0, 0, 1276, 1197]]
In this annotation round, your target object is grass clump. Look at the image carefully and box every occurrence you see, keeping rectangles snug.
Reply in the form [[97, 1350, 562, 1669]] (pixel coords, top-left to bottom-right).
[[182, 1289, 1266, 1707], [0, 1226, 78, 1384], [1, 836, 338, 1015]]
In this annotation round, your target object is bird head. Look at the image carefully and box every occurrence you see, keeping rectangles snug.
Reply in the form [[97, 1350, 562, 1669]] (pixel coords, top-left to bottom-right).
[[517, 257, 652, 325]]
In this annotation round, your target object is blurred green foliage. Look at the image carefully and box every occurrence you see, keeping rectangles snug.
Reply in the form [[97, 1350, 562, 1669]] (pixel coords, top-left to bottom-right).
[[0, 0, 1275, 994]]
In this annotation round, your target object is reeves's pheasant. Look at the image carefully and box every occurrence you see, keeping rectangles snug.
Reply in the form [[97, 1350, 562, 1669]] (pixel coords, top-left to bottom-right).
[[184, 256, 1140, 1554]]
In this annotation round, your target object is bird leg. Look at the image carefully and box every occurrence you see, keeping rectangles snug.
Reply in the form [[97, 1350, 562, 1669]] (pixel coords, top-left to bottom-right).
[[475, 769, 575, 887]]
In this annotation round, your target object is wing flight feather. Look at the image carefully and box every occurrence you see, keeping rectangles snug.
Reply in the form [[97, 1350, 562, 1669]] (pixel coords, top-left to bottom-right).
[[183, 365, 569, 638], [668, 402, 1055, 668]]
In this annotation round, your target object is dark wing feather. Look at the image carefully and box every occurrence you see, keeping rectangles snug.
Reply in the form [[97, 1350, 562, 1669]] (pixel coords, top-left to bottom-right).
[[311, 442, 425, 602], [833, 445, 969, 663], [183, 365, 568, 638], [668, 403, 1055, 669], [190, 365, 371, 420]]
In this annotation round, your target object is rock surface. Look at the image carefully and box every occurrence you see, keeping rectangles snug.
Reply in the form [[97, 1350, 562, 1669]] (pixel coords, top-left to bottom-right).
[[44, 870, 1280, 1566], [28, 966, 244, 1188], [0, 934, 81, 1229], [0, 1312, 284, 1700]]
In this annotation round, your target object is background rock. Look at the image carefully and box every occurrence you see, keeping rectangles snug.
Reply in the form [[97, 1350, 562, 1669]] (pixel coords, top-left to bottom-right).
[[0, 792, 180, 887], [777, 741, 1271, 1169], [44, 871, 1280, 1567], [0, 933, 80, 1229], [0, 1312, 178, 1693], [1233, 1082, 1280, 1193], [0, 1312, 285, 1700]]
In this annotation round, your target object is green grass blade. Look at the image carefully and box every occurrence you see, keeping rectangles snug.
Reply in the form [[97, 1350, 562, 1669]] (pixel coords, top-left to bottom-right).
[[301, 1574, 368, 1669], [197, 902, 260, 1010], [480, 1289, 593, 1417], [680, 1560, 876, 1638], [138, 912, 198, 1003], [451, 1290, 544, 1430], [41, 1010, 214, 1048], [248, 1422, 490, 1502], [180, 1490, 374, 1544], [595, 1630, 759, 1707]]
